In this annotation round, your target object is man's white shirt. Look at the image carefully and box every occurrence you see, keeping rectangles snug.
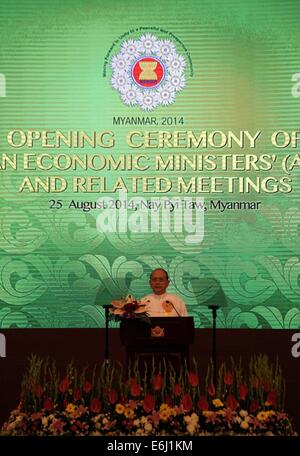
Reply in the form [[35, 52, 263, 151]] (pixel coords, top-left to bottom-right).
[[141, 293, 188, 317]]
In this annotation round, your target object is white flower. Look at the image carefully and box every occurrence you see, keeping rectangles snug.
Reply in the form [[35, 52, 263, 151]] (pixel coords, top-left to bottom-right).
[[187, 423, 196, 434], [167, 73, 186, 92], [144, 422, 153, 432], [121, 85, 141, 105], [111, 71, 130, 92], [121, 39, 141, 60], [137, 33, 159, 54], [156, 39, 176, 58], [111, 55, 127, 71], [166, 53, 186, 74], [137, 90, 159, 111], [156, 84, 176, 105]]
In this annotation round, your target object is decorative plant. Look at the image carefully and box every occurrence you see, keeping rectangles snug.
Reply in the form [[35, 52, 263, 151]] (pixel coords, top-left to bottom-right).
[[1, 354, 296, 436]]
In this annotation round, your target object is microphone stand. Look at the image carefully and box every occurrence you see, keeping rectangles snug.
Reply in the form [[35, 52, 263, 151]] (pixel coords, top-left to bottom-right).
[[208, 305, 219, 389], [102, 304, 113, 365], [166, 300, 180, 316]]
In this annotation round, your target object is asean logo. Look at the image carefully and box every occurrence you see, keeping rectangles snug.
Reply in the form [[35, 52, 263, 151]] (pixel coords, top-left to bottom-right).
[[110, 34, 186, 111]]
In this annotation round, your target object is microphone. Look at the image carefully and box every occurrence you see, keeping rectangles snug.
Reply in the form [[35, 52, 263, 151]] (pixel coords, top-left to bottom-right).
[[166, 300, 180, 316]]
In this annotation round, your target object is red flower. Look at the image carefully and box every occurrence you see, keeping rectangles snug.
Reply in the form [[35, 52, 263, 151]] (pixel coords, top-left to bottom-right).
[[180, 393, 193, 412], [83, 381, 92, 393], [43, 397, 53, 411], [74, 388, 81, 401], [75, 420, 84, 430], [130, 379, 141, 397], [198, 395, 209, 411], [173, 383, 182, 396], [239, 384, 248, 401], [226, 394, 238, 411], [143, 394, 155, 413], [152, 373, 163, 391], [36, 384, 43, 398], [109, 388, 118, 404], [59, 376, 70, 393], [267, 391, 278, 406], [263, 379, 270, 392], [252, 377, 259, 389], [103, 386, 109, 397], [208, 383, 215, 397], [188, 372, 199, 387], [250, 399, 259, 413], [224, 371, 233, 386], [90, 397, 101, 413]]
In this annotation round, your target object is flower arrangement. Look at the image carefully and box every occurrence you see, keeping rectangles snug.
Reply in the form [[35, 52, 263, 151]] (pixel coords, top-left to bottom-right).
[[110, 295, 149, 321], [1, 354, 297, 436]]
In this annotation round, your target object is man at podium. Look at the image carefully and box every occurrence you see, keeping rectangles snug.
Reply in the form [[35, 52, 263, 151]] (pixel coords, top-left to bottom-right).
[[142, 268, 188, 317]]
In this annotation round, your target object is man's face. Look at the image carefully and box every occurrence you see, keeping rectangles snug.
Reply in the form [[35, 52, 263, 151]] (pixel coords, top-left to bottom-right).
[[150, 270, 169, 295]]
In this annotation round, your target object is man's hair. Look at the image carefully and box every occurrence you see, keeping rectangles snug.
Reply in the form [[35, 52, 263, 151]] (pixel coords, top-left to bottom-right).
[[150, 268, 169, 280]]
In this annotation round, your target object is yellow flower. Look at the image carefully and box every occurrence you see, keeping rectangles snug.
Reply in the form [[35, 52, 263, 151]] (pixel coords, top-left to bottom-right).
[[203, 411, 214, 417], [115, 403, 125, 414], [65, 403, 76, 414], [124, 407, 134, 419], [187, 423, 196, 434], [216, 410, 226, 416], [159, 410, 170, 421], [212, 399, 224, 408], [257, 411, 268, 422], [191, 413, 199, 423], [159, 403, 169, 411]]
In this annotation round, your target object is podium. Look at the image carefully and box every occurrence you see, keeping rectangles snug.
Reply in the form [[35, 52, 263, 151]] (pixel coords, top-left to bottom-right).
[[120, 317, 194, 370]]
